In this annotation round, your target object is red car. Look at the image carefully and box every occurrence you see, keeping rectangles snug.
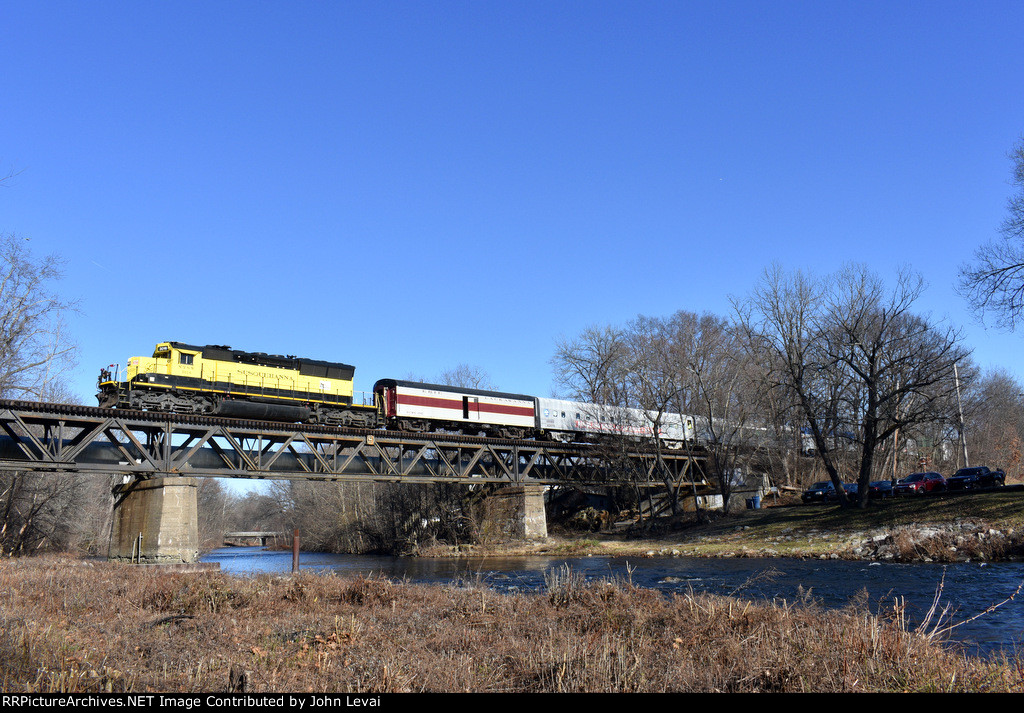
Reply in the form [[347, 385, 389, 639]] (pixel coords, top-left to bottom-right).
[[895, 472, 946, 495]]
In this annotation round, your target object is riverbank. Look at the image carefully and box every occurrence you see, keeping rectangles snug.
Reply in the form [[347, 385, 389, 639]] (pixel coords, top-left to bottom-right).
[[423, 488, 1024, 562], [1, 554, 1022, 692]]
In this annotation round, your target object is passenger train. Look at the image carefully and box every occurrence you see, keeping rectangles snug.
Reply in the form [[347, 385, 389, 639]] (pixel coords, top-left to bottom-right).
[[97, 341, 696, 447]]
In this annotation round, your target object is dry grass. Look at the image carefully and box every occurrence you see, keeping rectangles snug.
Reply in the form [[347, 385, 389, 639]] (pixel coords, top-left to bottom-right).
[[0, 555, 1021, 693]]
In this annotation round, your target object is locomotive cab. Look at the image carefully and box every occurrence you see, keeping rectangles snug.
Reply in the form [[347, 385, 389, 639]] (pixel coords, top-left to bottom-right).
[[97, 342, 194, 409]]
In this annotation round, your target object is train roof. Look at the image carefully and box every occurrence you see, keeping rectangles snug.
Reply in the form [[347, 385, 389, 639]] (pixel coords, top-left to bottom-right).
[[165, 342, 355, 379]]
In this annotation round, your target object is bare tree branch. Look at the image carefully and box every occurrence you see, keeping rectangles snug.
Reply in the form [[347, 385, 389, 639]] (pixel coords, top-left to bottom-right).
[[0, 234, 78, 399], [959, 137, 1024, 330]]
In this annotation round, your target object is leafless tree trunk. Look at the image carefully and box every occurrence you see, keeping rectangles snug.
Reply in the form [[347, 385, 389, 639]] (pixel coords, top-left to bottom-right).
[[0, 184, 110, 553], [0, 468, 112, 555]]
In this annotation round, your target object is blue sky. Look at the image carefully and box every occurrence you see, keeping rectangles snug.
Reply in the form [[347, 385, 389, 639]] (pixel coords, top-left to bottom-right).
[[4, 1, 1024, 412]]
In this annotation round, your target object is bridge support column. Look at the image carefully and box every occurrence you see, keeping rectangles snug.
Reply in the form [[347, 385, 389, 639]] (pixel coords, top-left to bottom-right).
[[484, 485, 547, 540], [109, 476, 199, 564]]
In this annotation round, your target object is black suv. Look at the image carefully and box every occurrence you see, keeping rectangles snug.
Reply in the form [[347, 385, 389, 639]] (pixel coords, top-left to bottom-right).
[[801, 481, 835, 503], [946, 466, 1006, 491]]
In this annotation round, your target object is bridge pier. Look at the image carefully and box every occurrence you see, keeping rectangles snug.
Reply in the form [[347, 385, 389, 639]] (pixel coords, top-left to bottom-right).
[[484, 485, 548, 540], [109, 476, 200, 563]]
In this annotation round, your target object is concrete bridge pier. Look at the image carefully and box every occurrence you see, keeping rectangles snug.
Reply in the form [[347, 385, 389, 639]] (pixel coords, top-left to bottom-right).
[[483, 485, 548, 540], [109, 475, 200, 563]]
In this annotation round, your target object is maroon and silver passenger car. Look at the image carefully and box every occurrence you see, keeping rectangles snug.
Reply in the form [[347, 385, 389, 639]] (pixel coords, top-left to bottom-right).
[[373, 379, 537, 439]]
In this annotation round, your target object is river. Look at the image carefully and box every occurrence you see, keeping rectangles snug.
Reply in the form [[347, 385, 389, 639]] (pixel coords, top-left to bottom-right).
[[201, 546, 1024, 659]]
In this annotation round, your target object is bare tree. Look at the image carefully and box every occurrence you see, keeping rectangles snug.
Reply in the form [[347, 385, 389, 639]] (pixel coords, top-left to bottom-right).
[[737, 264, 970, 508], [436, 363, 497, 390], [622, 315, 686, 514], [17, 403, 116, 557], [552, 313, 761, 517], [0, 384, 116, 555], [733, 265, 854, 499], [272, 479, 362, 552], [0, 181, 103, 554], [0, 234, 77, 399], [552, 323, 668, 522], [196, 479, 230, 550], [664, 311, 768, 513], [403, 364, 499, 391], [276, 477, 482, 555], [959, 137, 1024, 329], [551, 325, 630, 406], [825, 266, 969, 504], [961, 368, 1024, 481]]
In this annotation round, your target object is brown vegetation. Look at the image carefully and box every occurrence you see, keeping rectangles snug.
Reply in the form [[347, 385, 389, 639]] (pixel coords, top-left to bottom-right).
[[0, 555, 1021, 693]]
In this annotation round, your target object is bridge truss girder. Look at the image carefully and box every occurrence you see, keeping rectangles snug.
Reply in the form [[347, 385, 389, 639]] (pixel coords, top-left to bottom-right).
[[0, 402, 708, 489]]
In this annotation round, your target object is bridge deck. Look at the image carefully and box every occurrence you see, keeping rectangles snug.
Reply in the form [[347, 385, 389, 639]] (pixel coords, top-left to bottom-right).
[[0, 399, 708, 488]]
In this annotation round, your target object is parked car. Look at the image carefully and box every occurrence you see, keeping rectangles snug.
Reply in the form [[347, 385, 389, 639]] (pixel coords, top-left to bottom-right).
[[868, 480, 894, 498], [824, 482, 859, 502], [895, 472, 946, 495], [801, 481, 835, 503], [946, 466, 1006, 491]]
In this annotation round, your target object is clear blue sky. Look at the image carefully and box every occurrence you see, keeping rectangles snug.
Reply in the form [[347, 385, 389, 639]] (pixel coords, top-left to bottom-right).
[[4, 1, 1024, 410]]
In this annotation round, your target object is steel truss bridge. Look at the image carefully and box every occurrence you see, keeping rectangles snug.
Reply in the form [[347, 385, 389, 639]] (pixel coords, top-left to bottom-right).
[[0, 400, 709, 489]]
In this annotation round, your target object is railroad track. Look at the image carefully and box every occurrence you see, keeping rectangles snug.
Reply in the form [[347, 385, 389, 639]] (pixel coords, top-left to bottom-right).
[[0, 398, 616, 452]]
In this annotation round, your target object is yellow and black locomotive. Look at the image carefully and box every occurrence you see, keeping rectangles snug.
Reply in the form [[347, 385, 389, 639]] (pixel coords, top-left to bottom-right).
[[97, 341, 379, 427]]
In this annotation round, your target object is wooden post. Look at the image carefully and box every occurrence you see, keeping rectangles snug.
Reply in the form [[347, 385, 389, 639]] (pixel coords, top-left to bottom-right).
[[292, 529, 300, 574]]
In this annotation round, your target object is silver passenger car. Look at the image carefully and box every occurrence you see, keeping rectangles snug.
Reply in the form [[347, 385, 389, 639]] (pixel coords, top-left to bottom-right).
[[535, 397, 694, 448]]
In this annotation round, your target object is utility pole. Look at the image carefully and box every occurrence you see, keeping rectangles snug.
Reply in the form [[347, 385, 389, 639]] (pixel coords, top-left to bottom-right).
[[954, 363, 969, 468]]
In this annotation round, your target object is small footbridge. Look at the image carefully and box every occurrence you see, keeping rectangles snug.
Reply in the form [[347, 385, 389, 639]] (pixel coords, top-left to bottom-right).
[[223, 531, 283, 547]]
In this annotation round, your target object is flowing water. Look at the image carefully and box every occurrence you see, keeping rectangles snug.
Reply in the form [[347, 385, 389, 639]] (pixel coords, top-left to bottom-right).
[[202, 546, 1024, 658]]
